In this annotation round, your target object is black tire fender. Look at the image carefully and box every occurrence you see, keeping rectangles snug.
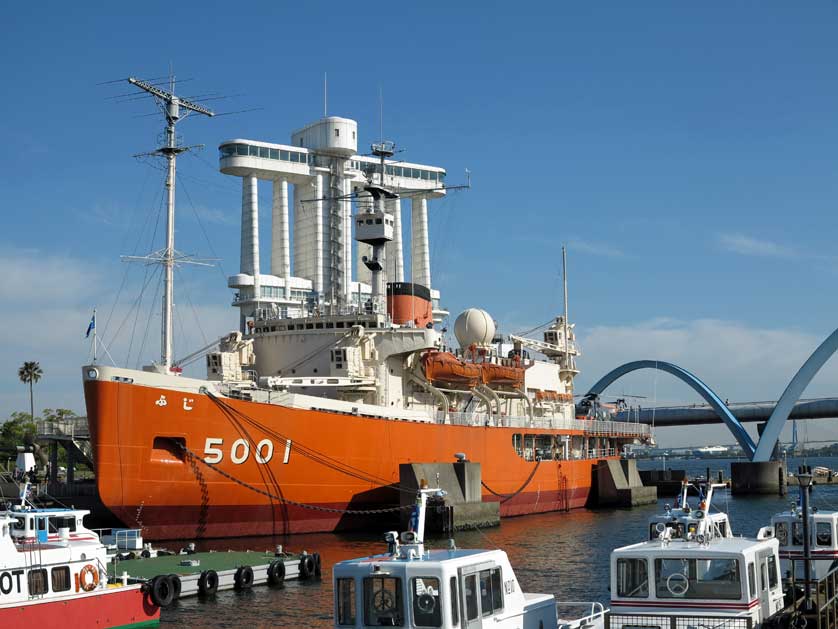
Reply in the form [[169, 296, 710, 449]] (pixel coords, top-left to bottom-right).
[[149, 575, 175, 608], [166, 573, 181, 600], [234, 565, 254, 590], [267, 559, 286, 586], [314, 552, 322, 578], [198, 569, 219, 596], [298, 554, 315, 580]]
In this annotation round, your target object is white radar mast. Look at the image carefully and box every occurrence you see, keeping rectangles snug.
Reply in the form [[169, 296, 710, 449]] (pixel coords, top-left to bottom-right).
[[122, 74, 214, 371]]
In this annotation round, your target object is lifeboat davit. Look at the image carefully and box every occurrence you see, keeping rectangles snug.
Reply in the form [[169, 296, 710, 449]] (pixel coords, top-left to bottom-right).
[[422, 351, 482, 386]]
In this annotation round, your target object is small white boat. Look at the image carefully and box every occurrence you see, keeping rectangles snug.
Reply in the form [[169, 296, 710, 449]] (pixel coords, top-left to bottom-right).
[[332, 484, 604, 629], [609, 481, 786, 627]]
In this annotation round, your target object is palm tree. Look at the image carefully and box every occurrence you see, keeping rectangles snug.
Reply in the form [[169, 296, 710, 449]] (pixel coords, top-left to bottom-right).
[[18, 361, 43, 420]]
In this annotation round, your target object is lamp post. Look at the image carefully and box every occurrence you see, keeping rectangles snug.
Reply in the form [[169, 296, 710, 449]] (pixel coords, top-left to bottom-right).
[[797, 466, 814, 612]]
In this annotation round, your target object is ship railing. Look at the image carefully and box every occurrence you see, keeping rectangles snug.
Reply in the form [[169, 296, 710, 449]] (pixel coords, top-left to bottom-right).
[[438, 412, 650, 436], [588, 448, 616, 458]]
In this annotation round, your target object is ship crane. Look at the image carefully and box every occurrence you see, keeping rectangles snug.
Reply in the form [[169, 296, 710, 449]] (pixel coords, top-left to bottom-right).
[[122, 75, 214, 370], [507, 333, 567, 359]]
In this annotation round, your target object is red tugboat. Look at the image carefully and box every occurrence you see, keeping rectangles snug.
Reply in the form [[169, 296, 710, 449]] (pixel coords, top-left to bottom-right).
[[0, 488, 159, 627]]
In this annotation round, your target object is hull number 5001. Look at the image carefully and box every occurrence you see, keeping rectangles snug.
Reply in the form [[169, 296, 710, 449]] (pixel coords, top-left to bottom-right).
[[203, 437, 292, 465]]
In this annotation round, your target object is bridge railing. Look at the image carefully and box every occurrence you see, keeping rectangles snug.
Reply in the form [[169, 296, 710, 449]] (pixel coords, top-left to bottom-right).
[[36, 417, 90, 440]]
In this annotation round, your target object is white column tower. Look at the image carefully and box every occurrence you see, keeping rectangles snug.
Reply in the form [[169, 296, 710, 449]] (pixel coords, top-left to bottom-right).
[[385, 197, 404, 282], [270, 178, 290, 280], [411, 195, 431, 288], [241, 176, 260, 298]]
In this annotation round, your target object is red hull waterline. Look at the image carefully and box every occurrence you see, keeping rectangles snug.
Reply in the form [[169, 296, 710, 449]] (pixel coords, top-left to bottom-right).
[[0, 587, 159, 628], [85, 377, 638, 539]]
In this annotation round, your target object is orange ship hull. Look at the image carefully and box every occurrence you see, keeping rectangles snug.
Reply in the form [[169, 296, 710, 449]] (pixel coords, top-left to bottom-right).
[[84, 378, 626, 540]]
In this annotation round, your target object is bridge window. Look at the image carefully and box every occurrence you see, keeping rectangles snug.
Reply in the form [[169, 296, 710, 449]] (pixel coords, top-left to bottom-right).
[[479, 568, 503, 617], [411, 577, 442, 627], [464, 575, 478, 621], [51, 566, 71, 592], [818, 522, 833, 546], [364, 576, 403, 627], [617, 558, 648, 598], [336, 578, 356, 626], [775, 522, 788, 546], [655, 558, 741, 600], [792, 522, 804, 546]]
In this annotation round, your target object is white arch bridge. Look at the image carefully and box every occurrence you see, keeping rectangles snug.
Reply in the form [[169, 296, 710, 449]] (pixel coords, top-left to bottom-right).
[[584, 327, 838, 462]]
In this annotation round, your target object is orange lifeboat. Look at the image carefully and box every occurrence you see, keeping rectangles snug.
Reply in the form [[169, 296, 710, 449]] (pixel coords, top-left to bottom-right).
[[480, 363, 526, 388], [422, 351, 482, 387]]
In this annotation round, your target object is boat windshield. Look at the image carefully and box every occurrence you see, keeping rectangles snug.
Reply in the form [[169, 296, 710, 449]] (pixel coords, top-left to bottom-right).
[[364, 576, 404, 626], [655, 558, 742, 600]]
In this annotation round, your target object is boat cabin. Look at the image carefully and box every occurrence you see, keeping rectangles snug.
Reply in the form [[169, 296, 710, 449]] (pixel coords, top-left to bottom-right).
[[772, 508, 838, 581], [610, 531, 785, 627], [333, 486, 599, 629]]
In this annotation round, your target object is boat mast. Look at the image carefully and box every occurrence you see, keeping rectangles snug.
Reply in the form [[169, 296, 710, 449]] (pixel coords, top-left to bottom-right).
[[562, 245, 570, 369], [124, 75, 214, 370]]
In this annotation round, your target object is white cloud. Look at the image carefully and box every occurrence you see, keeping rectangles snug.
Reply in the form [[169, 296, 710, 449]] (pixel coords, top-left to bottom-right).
[[717, 233, 796, 258], [0, 248, 103, 302]]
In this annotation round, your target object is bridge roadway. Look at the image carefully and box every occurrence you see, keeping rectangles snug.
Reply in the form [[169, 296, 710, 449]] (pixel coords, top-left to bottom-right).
[[613, 397, 838, 427]]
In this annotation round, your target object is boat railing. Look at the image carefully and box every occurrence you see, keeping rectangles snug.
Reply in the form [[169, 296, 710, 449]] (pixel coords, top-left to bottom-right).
[[605, 612, 753, 629], [556, 601, 607, 628], [438, 411, 650, 436], [587, 448, 616, 458]]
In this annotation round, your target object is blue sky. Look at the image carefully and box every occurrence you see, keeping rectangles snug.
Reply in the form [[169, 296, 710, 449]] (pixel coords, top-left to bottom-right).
[[2, 2, 838, 447]]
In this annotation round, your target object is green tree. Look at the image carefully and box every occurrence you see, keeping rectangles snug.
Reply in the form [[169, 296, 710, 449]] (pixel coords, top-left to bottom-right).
[[0, 412, 37, 454], [18, 361, 43, 421]]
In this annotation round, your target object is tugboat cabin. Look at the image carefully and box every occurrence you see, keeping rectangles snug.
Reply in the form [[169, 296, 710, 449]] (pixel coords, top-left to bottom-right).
[[610, 532, 785, 626], [772, 508, 838, 581], [647, 482, 733, 542]]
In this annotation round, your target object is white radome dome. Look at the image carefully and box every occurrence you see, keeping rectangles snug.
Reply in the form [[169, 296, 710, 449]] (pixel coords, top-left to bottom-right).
[[454, 308, 496, 348]]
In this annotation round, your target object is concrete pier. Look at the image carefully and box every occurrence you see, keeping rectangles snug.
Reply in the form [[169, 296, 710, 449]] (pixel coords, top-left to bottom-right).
[[594, 459, 657, 507], [399, 462, 499, 532], [730, 460, 786, 496]]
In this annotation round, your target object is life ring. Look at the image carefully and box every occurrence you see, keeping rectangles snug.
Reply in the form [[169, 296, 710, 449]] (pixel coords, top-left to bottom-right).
[[149, 575, 175, 607], [198, 570, 219, 596], [234, 565, 254, 590], [79, 564, 99, 592], [298, 554, 316, 580], [267, 559, 285, 586], [166, 574, 182, 600]]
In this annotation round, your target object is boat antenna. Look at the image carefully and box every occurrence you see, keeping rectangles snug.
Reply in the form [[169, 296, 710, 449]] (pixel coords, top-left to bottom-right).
[[324, 71, 328, 118], [121, 72, 214, 371]]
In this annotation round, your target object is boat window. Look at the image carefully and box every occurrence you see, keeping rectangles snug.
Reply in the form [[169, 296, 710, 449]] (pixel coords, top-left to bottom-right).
[[28, 568, 48, 595], [479, 568, 503, 617], [654, 558, 741, 600], [449, 576, 459, 626], [792, 522, 804, 546], [464, 574, 478, 621], [718, 521, 727, 537], [535, 435, 553, 461], [768, 556, 778, 589], [775, 522, 788, 546], [617, 558, 649, 597], [51, 566, 71, 592], [336, 578, 356, 626], [817, 522, 833, 546], [748, 562, 756, 598], [512, 434, 523, 457], [364, 576, 404, 627], [523, 435, 536, 461], [12, 517, 24, 531], [760, 562, 767, 591], [412, 577, 442, 627]]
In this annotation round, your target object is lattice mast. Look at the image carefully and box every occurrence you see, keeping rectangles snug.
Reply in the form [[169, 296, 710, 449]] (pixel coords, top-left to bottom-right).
[[125, 76, 214, 369]]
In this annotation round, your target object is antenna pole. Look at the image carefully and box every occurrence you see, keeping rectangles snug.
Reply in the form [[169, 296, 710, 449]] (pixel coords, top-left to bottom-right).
[[562, 245, 570, 369], [324, 72, 328, 118], [92, 307, 97, 363], [125, 73, 214, 370]]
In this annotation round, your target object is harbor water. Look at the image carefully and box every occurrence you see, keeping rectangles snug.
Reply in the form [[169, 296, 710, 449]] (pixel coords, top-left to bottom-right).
[[159, 456, 838, 628]]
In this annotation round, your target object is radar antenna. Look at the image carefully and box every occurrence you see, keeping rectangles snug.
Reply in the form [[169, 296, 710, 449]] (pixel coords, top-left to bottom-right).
[[122, 74, 214, 371]]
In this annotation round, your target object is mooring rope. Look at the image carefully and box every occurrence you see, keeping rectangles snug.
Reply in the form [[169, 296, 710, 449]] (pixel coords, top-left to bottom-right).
[[481, 459, 542, 503]]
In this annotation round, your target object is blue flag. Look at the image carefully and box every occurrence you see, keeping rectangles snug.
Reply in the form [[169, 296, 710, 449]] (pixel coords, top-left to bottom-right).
[[85, 314, 96, 338]]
